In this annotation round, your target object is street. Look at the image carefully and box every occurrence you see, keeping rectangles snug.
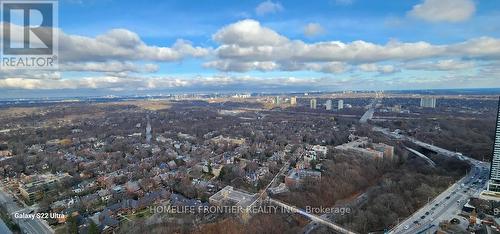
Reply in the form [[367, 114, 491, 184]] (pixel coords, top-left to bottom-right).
[[0, 186, 54, 234], [390, 161, 488, 233], [375, 127, 490, 234]]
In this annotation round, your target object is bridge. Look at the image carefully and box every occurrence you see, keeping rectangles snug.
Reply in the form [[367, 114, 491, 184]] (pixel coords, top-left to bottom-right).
[[267, 198, 357, 234], [406, 138, 466, 160], [372, 127, 466, 160], [404, 146, 436, 167]]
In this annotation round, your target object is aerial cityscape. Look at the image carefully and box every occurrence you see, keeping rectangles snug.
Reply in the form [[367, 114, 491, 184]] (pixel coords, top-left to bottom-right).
[[1, 0, 500, 234]]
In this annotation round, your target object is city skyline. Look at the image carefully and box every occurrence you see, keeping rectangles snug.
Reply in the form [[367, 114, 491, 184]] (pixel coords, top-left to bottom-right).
[[1, 1, 500, 233], [1, 0, 500, 97]]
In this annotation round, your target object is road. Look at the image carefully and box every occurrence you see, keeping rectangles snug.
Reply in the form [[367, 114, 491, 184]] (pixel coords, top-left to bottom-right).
[[404, 147, 436, 167], [359, 99, 379, 123], [0, 187, 53, 234], [374, 126, 490, 233], [372, 126, 470, 160], [0, 218, 12, 234], [390, 162, 488, 234], [359, 108, 374, 123]]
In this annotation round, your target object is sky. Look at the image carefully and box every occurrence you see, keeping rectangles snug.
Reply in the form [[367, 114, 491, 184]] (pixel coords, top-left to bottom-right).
[[1, 0, 500, 98]]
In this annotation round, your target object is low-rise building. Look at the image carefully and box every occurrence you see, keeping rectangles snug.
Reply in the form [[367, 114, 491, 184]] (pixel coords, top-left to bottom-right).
[[212, 164, 223, 177], [125, 181, 141, 194], [268, 183, 289, 195], [284, 169, 321, 188], [18, 173, 70, 203], [209, 186, 260, 222], [335, 137, 394, 160], [372, 143, 394, 160], [211, 135, 246, 145], [0, 150, 13, 157], [311, 145, 328, 157], [98, 189, 112, 202]]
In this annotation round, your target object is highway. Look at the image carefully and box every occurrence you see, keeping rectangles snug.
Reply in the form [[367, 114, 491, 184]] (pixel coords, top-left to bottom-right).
[[372, 126, 470, 160], [373, 127, 490, 234], [390, 163, 488, 234], [0, 218, 12, 234], [0, 187, 53, 234], [359, 108, 374, 123], [359, 99, 379, 123]]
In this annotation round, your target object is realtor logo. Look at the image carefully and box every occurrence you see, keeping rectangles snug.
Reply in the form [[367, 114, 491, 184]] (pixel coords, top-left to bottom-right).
[[1, 0, 58, 69]]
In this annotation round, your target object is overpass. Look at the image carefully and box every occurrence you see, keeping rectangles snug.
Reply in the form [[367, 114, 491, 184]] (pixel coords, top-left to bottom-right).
[[404, 147, 436, 167], [406, 139, 466, 160], [372, 127, 466, 160], [267, 198, 357, 234]]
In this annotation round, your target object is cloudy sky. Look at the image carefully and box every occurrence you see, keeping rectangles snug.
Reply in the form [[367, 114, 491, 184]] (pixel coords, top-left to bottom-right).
[[1, 0, 500, 97]]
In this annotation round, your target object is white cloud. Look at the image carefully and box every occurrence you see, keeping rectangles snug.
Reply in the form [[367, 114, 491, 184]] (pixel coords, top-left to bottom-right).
[[204, 60, 279, 72], [378, 65, 398, 74], [282, 62, 349, 74], [313, 62, 348, 73], [358, 63, 378, 72], [255, 1, 283, 16], [213, 19, 288, 46], [0, 69, 62, 80], [447, 37, 500, 59], [205, 60, 348, 74], [2, 72, 497, 93], [478, 62, 500, 77], [0, 77, 113, 90], [209, 19, 500, 73], [0, 76, 188, 90], [408, 0, 475, 23], [304, 23, 325, 37], [359, 63, 399, 74], [405, 59, 474, 71], [212, 20, 442, 65], [0, 75, 331, 90], [0, 24, 209, 74], [172, 39, 211, 58], [59, 29, 210, 62], [61, 61, 159, 73]]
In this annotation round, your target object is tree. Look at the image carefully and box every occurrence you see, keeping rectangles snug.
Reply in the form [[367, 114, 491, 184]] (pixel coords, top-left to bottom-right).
[[66, 215, 78, 234], [88, 221, 99, 234], [309, 159, 319, 169]]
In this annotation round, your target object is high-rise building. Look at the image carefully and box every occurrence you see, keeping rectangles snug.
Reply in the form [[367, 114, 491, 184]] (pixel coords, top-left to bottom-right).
[[488, 97, 500, 193], [420, 97, 437, 108], [392, 105, 402, 113], [310, 99, 317, 109], [274, 96, 281, 105], [146, 116, 152, 144], [290, 96, 297, 106], [338, 100, 344, 110], [325, 100, 332, 110]]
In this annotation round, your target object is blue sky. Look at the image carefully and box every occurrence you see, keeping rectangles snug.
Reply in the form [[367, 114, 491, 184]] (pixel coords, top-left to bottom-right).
[[1, 0, 500, 97]]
